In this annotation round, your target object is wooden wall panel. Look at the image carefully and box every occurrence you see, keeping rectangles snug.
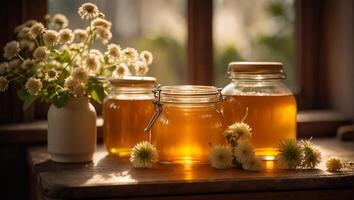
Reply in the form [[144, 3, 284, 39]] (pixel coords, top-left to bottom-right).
[[0, 0, 47, 124], [187, 0, 213, 85]]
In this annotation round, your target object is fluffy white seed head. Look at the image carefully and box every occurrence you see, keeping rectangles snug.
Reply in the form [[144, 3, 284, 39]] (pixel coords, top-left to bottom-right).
[[33, 46, 49, 61], [58, 28, 74, 44], [3, 41, 20, 60]]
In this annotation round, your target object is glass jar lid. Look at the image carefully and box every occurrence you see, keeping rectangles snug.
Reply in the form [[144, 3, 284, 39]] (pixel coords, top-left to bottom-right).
[[228, 62, 286, 79], [158, 85, 222, 104]]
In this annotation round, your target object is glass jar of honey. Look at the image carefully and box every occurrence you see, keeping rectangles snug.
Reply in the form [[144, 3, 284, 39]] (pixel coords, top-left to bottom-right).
[[222, 62, 297, 160], [103, 76, 156, 156], [146, 85, 225, 164]]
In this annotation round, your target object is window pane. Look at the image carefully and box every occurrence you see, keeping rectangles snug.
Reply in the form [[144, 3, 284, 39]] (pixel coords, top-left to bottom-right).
[[48, 0, 187, 85], [213, 0, 296, 91]]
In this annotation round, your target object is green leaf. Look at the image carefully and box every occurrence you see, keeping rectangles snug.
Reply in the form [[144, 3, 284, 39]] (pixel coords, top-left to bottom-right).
[[56, 69, 70, 85], [91, 83, 105, 104], [87, 78, 106, 104], [105, 65, 116, 72], [17, 89, 38, 110], [52, 92, 69, 108], [50, 50, 71, 63]]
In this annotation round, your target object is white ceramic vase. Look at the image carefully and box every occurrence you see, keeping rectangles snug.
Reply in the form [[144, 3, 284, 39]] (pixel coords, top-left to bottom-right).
[[47, 97, 97, 163]]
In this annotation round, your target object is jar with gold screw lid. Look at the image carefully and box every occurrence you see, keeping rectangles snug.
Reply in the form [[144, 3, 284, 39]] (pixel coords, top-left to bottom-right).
[[221, 62, 297, 160]]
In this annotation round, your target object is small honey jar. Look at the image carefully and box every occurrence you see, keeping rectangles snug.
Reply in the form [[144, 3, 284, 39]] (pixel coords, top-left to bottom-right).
[[222, 62, 297, 160], [146, 85, 225, 164], [103, 76, 156, 156]]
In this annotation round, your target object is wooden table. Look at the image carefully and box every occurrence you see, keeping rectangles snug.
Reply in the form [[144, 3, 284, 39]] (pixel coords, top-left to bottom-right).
[[28, 138, 354, 200]]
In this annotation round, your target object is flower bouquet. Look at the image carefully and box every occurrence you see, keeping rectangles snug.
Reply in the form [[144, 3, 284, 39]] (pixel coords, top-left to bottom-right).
[[0, 2, 153, 162], [0, 3, 152, 109]]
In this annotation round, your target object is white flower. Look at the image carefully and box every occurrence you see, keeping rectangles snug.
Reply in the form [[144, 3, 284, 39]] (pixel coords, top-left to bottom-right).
[[3, 41, 20, 60], [52, 14, 69, 29], [72, 67, 88, 83], [0, 76, 9, 92], [123, 47, 138, 64], [78, 3, 99, 20], [20, 59, 35, 70], [85, 54, 100, 73], [91, 18, 112, 29], [95, 27, 112, 44], [58, 29, 74, 44], [33, 46, 49, 61], [140, 51, 153, 65], [19, 40, 35, 51], [130, 141, 158, 168], [326, 158, 343, 172], [29, 22, 45, 38], [0, 62, 8, 74], [242, 156, 262, 171], [74, 29, 88, 43], [17, 27, 31, 39], [43, 30, 58, 46], [113, 63, 130, 78], [227, 122, 252, 141], [72, 83, 85, 96], [234, 141, 255, 164], [209, 145, 233, 169], [23, 20, 37, 28], [59, 29, 74, 44], [46, 69, 58, 81], [14, 24, 25, 34], [64, 77, 77, 89], [134, 61, 149, 76], [25, 77, 42, 96], [14, 20, 36, 33], [107, 44, 121, 60]]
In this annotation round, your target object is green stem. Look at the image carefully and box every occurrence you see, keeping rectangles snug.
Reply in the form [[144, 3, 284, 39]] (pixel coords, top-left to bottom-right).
[[33, 38, 40, 47], [17, 53, 25, 61], [55, 83, 65, 90], [12, 70, 27, 78], [64, 16, 94, 70]]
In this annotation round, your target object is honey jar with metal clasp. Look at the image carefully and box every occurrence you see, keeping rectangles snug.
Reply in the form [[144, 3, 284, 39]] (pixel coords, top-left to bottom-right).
[[145, 85, 225, 164]]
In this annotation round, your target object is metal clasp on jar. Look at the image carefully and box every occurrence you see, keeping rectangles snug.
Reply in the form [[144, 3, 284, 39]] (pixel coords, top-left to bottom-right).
[[215, 88, 225, 116], [144, 85, 162, 133]]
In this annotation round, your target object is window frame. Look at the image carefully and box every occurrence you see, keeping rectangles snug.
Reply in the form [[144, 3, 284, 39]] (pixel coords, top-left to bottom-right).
[[1, 0, 351, 138]]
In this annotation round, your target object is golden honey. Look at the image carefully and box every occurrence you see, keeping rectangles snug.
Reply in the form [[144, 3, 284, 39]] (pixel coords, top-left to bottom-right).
[[222, 94, 297, 159], [149, 85, 224, 164], [152, 104, 224, 164], [103, 76, 156, 156], [103, 98, 154, 156]]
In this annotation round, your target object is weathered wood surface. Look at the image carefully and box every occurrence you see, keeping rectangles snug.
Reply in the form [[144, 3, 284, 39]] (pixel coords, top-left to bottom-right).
[[28, 138, 354, 199]]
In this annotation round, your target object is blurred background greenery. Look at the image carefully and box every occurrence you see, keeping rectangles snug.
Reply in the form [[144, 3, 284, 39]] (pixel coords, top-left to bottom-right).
[[49, 0, 295, 90], [213, 0, 295, 90]]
